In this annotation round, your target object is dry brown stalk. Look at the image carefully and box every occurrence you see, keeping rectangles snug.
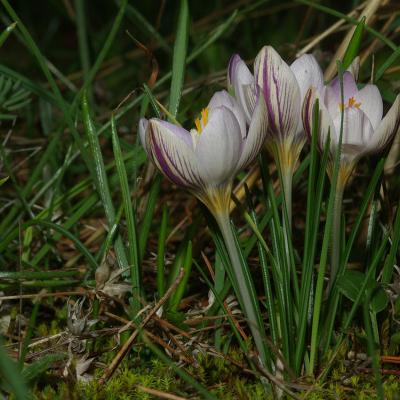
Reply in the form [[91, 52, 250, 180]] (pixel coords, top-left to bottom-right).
[[324, 0, 387, 80], [136, 385, 188, 400]]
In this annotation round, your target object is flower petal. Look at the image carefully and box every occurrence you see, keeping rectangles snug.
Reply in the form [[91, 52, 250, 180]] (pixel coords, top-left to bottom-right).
[[195, 106, 242, 185], [228, 54, 254, 88], [237, 94, 268, 170], [227, 54, 257, 124], [290, 53, 324, 135], [328, 71, 358, 106], [148, 119, 202, 188], [254, 45, 301, 140], [291, 54, 324, 102], [347, 56, 360, 80], [208, 90, 247, 138], [366, 94, 400, 154], [331, 107, 374, 162], [357, 84, 383, 130], [302, 87, 336, 152], [139, 118, 151, 157]]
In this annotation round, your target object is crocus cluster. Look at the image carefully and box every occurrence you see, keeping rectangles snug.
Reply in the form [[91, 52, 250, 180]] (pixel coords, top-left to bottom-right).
[[138, 44, 400, 366]]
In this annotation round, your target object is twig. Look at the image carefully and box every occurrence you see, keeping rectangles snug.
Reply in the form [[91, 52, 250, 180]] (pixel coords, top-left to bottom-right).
[[324, 0, 385, 80], [99, 268, 185, 384], [296, 7, 361, 56], [136, 385, 188, 400], [0, 290, 87, 301]]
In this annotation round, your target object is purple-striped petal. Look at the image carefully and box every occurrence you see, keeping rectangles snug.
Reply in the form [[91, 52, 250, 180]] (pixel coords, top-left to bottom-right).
[[237, 94, 268, 170], [195, 106, 242, 185], [302, 87, 336, 152], [290, 53, 324, 135], [227, 54, 257, 124], [148, 119, 202, 189], [254, 46, 301, 140]]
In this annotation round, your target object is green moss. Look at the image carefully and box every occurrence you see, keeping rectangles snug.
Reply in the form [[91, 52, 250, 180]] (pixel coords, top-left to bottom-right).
[[30, 349, 400, 400]]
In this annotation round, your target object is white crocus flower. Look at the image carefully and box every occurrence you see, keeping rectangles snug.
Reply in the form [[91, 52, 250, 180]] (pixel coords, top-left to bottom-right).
[[139, 90, 267, 214], [302, 67, 400, 283], [228, 46, 324, 223], [139, 89, 269, 365], [303, 70, 400, 185]]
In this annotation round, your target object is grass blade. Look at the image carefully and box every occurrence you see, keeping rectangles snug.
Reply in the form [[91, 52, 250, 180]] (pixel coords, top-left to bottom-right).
[[157, 206, 168, 298], [168, 0, 189, 118], [341, 16, 365, 70], [111, 115, 141, 315], [82, 91, 129, 272]]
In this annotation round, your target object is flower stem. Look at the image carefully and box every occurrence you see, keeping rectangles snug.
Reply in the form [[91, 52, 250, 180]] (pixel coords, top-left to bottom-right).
[[282, 169, 293, 230], [330, 182, 344, 288], [214, 211, 269, 367]]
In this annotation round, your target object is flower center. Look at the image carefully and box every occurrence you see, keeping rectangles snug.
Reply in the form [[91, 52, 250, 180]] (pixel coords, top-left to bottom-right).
[[339, 96, 361, 111], [194, 107, 209, 133]]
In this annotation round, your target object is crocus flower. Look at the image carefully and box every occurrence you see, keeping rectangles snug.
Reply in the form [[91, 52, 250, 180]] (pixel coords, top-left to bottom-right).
[[228, 46, 324, 221], [139, 90, 267, 215], [139, 90, 270, 365], [302, 68, 400, 283], [302, 70, 400, 186]]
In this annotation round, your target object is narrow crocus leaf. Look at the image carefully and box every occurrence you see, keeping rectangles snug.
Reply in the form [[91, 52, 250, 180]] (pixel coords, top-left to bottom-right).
[[169, 0, 189, 118], [342, 16, 365, 71], [0, 21, 16, 47], [111, 115, 141, 315]]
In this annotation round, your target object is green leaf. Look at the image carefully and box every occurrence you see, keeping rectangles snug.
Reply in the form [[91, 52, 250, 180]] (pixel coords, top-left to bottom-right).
[[0, 338, 30, 399], [168, 0, 189, 118], [111, 115, 141, 315], [22, 353, 67, 382], [82, 91, 129, 272], [168, 241, 193, 313], [370, 289, 388, 314], [390, 332, 400, 345], [337, 270, 366, 302], [342, 17, 365, 70], [338, 270, 388, 313]]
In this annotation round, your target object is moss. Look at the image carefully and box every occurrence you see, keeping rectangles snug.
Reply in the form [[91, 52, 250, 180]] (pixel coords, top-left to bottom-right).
[[30, 349, 400, 399]]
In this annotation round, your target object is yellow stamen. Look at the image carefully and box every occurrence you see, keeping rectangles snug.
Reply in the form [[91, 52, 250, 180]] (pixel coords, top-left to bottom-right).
[[194, 107, 209, 133], [338, 96, 362, 111], [348, 97, 356, 107], [195, 118, 201, 132]]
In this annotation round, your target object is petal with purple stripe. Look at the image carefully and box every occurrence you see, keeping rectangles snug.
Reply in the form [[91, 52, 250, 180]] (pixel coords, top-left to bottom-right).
[[291, 54, 324, 135], [237, 94, 268, 170], [148, 120, 202, 189], [227, 54, 257, 124], [254, 46, 301, 140]]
